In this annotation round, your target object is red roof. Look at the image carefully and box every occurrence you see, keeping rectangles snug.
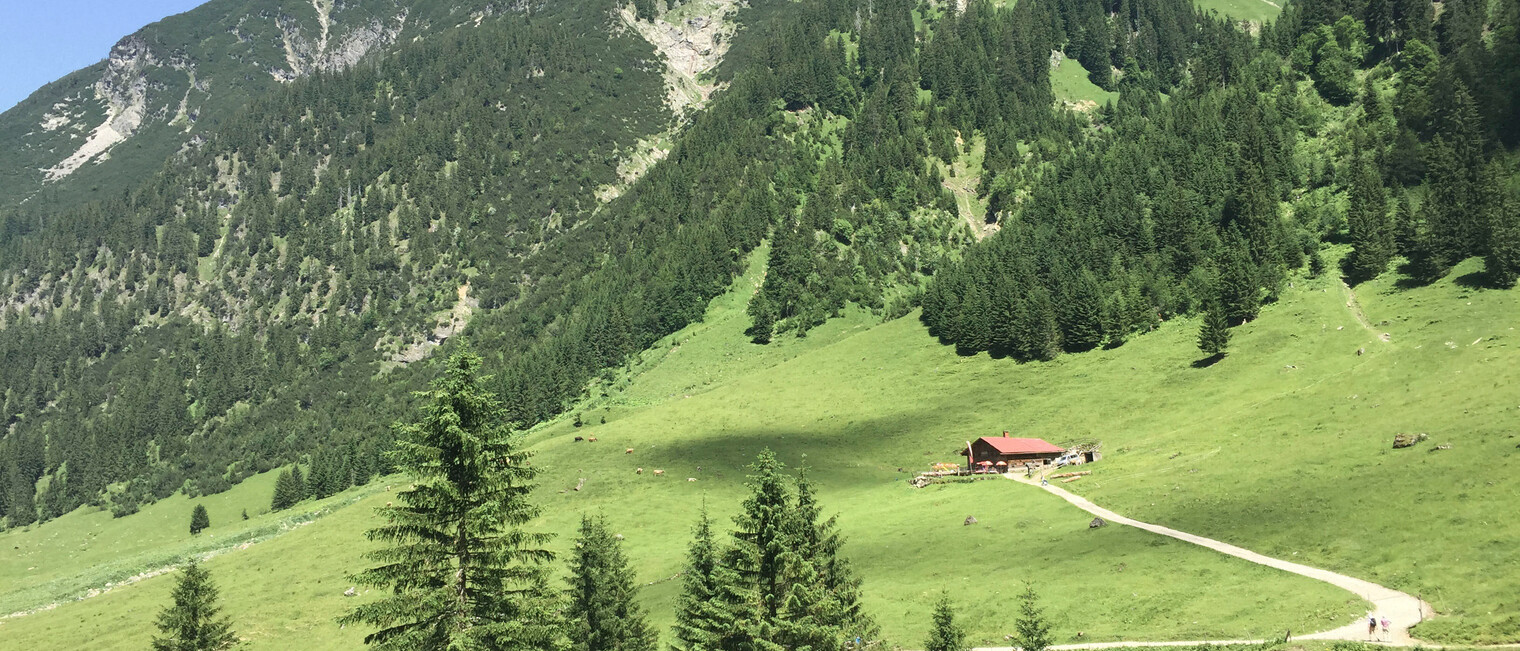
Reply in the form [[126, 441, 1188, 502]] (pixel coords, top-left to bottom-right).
[[977, 437, 1064, 455]]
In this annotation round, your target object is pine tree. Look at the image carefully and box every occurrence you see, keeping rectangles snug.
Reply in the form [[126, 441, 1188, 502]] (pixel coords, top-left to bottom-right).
[[290, 464, 307, 500], [189, 504, 210, 535], [152, 560, 237, 651], [925, 593, 968, 651], [1483, 166, 1520, 287], [746, 292, 777, 345], [1344, 156, 1394, 283], [1197, 304, 1233, 359], [1014, 286, 1061, 362], [1057, 270, 1104, 353], [270, 468, 300, 511], [791, 468, 877, 644], [566, 515, 656, 651], [339, 346, 564, 651], [1013, 584, 1053, 651], [726, 450, 794, 633], [670, 508, 737, 651], [721, 450, 875, 650], [1217, 238, 1262, 326]]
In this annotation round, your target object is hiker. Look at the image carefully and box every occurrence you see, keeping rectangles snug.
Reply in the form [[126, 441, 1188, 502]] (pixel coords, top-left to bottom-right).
[[1380, 616, 1391, 638], [1041, 476, 1049, 486], [1368, 616, 1377, 640]]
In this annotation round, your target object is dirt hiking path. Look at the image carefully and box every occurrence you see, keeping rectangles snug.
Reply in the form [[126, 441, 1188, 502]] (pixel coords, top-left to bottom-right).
[[988, 474, 1435, 649], [1340, 280, 1389, 342]]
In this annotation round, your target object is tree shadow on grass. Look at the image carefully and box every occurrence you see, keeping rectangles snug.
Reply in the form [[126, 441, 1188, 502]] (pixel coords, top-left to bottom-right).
[[1391, 260, 1442, 291], [1191, 354, 1225, 368], [1453, 269, 1495, 290]]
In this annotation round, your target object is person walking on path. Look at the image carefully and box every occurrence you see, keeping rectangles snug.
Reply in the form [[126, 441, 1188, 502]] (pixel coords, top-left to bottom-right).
[[1380, 617, 1391, 640], [1368, 616, 1378, 640]]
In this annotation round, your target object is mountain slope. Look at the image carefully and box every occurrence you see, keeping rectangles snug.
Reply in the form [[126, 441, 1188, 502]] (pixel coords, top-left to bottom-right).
[[0, 0, 1518, 645], [4, 246, 1515, 648], [0, 0, 497, 209], [0, 247, 1390, 649]]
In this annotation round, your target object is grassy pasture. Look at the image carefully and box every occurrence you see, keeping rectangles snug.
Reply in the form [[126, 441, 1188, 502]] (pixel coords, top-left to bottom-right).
[[1195, 0, 1283, 27], [1051, 57, 1119, 109], [4, 248, 1517, 648]]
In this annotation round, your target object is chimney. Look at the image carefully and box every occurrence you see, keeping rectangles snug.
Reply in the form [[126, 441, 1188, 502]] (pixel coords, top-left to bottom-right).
[[1003, 431, 1009, 437]]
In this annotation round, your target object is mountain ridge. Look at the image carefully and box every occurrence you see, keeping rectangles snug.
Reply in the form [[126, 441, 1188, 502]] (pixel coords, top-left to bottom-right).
[[0, 0, 504, 209]]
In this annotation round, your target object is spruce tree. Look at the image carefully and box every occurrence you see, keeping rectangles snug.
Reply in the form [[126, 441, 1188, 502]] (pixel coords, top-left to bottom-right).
[[290, 464, 306, 500], [152, 560, 237, 651], [1058, 270, 1105, 353], [189, 504, 210, 535], [791, 468, 877, 645], [1217, 238, 1262, 325], [925, 593, 968, 651], [1344, 156, 1393, 283], [721, 451, 875, 650], [1197, 304, 1233, 359], [747, 292, 777, 344], [566, 515, 656, 651], [726, 450, 794, 632], [1014, 286, 1061, 362], [1013, 584, 1053, 651], [271, 468, 299, 511], [340, 346, 564, 651], [670, 508, 738, 651], [1483, 169, 1520, 287]]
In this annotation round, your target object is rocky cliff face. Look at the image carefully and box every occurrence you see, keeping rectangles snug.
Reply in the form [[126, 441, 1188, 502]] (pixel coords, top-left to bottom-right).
[[42, 36, 172, 182], [271, 1, 410, 81]]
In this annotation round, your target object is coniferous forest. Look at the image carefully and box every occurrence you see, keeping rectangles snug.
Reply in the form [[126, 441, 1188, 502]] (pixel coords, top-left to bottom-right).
[[1, 0, 1518, 538]]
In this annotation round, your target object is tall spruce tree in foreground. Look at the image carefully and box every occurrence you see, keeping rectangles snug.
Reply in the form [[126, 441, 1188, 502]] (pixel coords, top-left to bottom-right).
[[670, 507, 738, 651], [924, 593, 968, 651], [718, 450, 876, 650], [565, 515, 656, 651], [189, 504, 210, 535], [152, 560, 237, 651], [340, 346, 564, 651], [792, 468, 877, 644], [1197, 303, 1232, 358], [1013, 584, 1053, 651]]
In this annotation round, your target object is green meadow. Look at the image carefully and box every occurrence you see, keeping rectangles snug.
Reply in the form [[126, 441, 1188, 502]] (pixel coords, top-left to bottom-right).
[[1050, 56, 1119, 109], [1195, 0, 1282, 27], [3, 247, 1517, 648]]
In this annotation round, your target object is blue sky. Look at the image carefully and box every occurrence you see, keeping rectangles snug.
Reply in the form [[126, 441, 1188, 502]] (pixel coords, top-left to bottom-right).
[[0, 0, 207, 114]]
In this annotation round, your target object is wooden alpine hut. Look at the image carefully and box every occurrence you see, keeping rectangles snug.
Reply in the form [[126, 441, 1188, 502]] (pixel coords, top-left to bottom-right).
[[962, 432, 1065, 469]]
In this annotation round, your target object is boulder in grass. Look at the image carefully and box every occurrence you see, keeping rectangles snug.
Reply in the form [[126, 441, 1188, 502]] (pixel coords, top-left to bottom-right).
[[1090, 517, 1107, 529], [964, 516, 978, 526], [1393, 433, 1428, 449]]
